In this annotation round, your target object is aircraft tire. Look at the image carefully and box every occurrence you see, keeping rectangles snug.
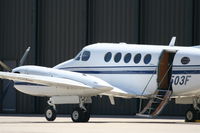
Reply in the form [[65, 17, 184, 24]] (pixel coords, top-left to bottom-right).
[[82, 110, 90, 122], [71, 107, 90, 122], [45, 106, 57, 121], [185, 108, 197, 122]]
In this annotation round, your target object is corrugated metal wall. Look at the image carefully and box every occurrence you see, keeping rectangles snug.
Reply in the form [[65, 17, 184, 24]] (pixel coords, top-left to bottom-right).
[[193, 0, 200, 45], [34, 0, 88, 114], [140, 0, 193, 46], [88, 0, 139, 44], [37, 0, 87, 67], [0, 0, 36, 113], [0, 0, 200, 115]]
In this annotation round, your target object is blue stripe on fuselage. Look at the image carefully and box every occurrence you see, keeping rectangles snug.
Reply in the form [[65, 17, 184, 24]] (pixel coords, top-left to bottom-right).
[[59, 65, 200, 74], [74, 70, 200, 74], [59, 65, 200, 69], [74, 70, 156, 74]]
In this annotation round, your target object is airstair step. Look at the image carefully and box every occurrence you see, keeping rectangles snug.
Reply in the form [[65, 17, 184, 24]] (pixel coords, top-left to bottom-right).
[[138, 90, 172, 117], [155, 97, 164, 100], [138, 50, 176, 117], [136, 114, 153, 118]]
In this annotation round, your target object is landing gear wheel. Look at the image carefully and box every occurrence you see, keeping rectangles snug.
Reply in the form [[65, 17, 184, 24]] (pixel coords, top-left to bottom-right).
[[71, 107, 90, 122], [185, 108, 197, 122], [45, 106, 56, 121], [83, 111, 90, 122]]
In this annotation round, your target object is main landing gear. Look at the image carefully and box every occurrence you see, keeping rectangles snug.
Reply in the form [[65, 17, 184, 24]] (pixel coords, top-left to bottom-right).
[[45, 106, 57, 121], [185, 98, 200, 122], [71, 107, 90, 122], [44, 97, 91, 122]]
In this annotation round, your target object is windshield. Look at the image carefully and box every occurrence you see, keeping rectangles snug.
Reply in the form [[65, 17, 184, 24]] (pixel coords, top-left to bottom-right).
[[81, 51, 91, 61], [74, 52, 82, 60]]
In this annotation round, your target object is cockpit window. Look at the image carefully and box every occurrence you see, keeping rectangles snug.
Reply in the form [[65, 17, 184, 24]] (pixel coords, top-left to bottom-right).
[[75, 53, 81, 60], [81, 51, 91, 61]]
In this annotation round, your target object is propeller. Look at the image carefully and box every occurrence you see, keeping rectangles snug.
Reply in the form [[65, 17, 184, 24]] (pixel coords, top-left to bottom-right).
[[0, 46, 31, 108], [0, 61, 12, 72], [19, 46, 31, 66], [0, 46, 31, 71]]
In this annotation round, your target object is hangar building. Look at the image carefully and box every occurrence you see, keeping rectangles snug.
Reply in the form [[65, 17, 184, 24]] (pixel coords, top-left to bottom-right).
[[0, 0, 199, 115]]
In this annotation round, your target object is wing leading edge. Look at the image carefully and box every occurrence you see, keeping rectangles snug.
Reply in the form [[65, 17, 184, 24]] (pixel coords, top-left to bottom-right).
[[0, 71, 137, 98], [0, 71, 113, 94]]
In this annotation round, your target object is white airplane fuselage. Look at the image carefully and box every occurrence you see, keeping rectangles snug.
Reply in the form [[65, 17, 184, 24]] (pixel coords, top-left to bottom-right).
[[13, 43, 200, 98]]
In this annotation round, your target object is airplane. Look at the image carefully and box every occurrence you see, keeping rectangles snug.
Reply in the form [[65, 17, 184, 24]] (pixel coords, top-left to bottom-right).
[[0, 37, 200, 122]]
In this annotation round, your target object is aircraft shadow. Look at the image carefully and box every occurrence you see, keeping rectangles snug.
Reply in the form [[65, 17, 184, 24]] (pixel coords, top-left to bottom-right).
[[0, 121, 199, 125]]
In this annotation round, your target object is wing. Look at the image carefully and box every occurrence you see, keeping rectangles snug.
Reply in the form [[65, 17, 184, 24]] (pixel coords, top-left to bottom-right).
[[0, 72, 113, 95], [0, 71, 137, 98]]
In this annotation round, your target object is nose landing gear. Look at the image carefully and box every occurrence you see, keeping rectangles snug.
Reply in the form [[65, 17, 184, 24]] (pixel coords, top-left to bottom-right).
[[45, 99, 57, 121]]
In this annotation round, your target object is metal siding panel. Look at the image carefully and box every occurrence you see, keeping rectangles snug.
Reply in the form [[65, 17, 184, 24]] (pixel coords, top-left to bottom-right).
[[0, 0, 36, 113], [193, 0, 200, 45], [88, 0, 139, 44], [140, 0, 193, 46], [38, 0, 87, 67], [91, 96, 137, 115], [161, 100, 190, 116]]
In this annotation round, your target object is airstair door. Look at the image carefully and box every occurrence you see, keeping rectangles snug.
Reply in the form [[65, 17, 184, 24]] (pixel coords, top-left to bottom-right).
[[157, 50, 177, 90], [138, 50, 177, 117]]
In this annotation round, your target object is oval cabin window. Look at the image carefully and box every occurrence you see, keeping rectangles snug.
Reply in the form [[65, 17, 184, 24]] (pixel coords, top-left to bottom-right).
[[134, 53, 142, 64], [104, 52, 112, 62], [114, 52, 122, 63], [181, 57, 190, 64], [124, 53, 132, 63], [144, 54, 152, 64]]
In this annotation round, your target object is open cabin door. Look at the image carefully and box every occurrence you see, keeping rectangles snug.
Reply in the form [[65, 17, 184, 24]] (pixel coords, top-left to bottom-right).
[[157, 50, 177, 90], [138, 50, 177, 117]]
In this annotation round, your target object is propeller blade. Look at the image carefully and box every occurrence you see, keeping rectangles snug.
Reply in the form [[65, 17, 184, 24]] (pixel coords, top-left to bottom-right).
[[19, 46, 31, 66], [0, 80, 14, 103], [0, 61, 12, 72]]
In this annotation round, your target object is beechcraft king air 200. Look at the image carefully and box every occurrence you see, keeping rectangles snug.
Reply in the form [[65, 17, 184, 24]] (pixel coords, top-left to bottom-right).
[[1, 37, 200, 122]]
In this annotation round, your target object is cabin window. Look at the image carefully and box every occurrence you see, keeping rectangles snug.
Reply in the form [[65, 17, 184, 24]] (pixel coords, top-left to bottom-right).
[[114, 52, 122, 63], [134, 53, 141, 64], [81, 51, 90, 61], [104, 52, 112, 62], [181, 57, 190, 64], [144, 54, 151, 64], [124, 53, 131, 63]]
